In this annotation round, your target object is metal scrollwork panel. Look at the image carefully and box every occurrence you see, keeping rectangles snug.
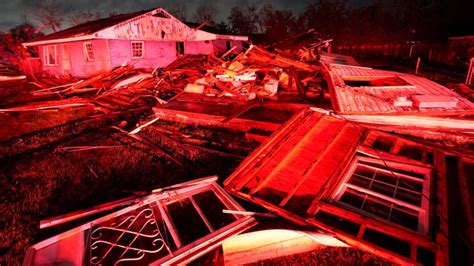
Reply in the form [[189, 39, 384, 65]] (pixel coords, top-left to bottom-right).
[[90, 205, 171, 265]]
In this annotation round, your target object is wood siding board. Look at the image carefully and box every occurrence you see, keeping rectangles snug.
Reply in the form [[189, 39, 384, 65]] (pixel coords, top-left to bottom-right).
[[184, 41, 214, 55], [109, 40, 177, 69], [285, 124, 363, 213], [246, 113, 325, 194], [278, 119, 349, 207], [233, 111, 316, 190], [252, 117, 345, 200], [69, 40, 111, 77], [224, 110, 314, 189]]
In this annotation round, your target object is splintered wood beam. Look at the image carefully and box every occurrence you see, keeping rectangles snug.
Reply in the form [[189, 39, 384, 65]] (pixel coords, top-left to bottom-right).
[[149, 127, 245, 159], [434, 150, 449, 266], [40, 196, 139, 229], [112, 126, 183, 166], [222, 209, 277, 218]]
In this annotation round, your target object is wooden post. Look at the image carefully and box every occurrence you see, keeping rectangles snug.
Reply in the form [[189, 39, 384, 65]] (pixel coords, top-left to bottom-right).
[[466, 57, 474, 85], [415, 57, 421, 75]]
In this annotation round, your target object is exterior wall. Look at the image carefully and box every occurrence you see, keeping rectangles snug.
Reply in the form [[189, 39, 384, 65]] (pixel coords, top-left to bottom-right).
[[231, 41, 244, 53], [37, 39, 111, 77], [184, 41, 215, 55], [109, 40, 177, 69], [213, 40, 244, 53], [69, 39, 111, 77], [38, 44, 63, 76], [213, 40, 228, 52]]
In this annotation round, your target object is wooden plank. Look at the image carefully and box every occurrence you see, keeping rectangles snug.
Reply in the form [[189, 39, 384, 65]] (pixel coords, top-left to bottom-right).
[[224, 110, 313, 189], [278, 120, 349, 207], [434, 150, 450, 266], [357, 145, 432, 168], [458, 158, 474, 255], [245, 114, 326, 194], [248, 115, 343, 196], [231, 111, 318, 190], [342, 114, 474, 131]]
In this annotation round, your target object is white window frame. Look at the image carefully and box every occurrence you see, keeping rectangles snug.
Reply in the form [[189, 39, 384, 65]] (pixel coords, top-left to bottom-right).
[[333, 156, 431, 233], [43, 45, 58, 66], [83, 42, 94, 62], [131, 41, 144, 59]]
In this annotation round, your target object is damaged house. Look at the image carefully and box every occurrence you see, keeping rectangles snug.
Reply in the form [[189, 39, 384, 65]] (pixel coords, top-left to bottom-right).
[[21, 8, 247, 77]]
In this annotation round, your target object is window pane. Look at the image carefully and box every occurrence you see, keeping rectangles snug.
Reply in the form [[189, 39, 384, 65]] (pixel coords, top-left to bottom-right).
[[47, 46, 56, 65], [348, 174, 371, 188], [193, 190, 237, 230], [374, 171, 397, 185], [362, 197, 390, 219], [390, 208, 419, 230], [166, 198, 210, 245], [132, 42, 143, 58], [399, 179, 423, 192], [370, 182, 395, 197], [354, 165, 374, 179], [337, 160, 429, 232], [85, 43, 94, 60], [395, 189, 422, 206], [339, 190, 364, 208]]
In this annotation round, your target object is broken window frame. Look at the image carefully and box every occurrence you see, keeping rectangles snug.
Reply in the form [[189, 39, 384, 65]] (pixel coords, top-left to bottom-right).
[[341, 75, 414, 89], [332, 156, 431, 234], [23, 176, 254, 266], [43, 45, 58, 66], [131, 41, 144, 59], [83, 42, 94, 62], [159, 183, 241, 249]]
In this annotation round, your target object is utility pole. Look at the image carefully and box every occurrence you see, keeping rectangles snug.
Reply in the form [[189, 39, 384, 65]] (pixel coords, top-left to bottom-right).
[[415, 57, 421, 75], [466, 57, 474, 85]]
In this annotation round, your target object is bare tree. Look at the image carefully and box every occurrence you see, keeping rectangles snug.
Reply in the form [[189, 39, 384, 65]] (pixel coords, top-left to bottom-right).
[[193, 3, 217, 24], [228, 5, 260, 35], [166, 3, 187, 21], [32, 0, 66, 33], [69, 10, 101, 27]]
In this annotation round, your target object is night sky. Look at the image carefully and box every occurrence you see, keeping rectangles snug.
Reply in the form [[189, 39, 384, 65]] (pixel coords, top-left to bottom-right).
[[0, 0, 320, 30]]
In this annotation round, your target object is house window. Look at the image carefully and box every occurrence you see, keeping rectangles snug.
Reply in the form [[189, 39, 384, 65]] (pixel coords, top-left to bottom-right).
[[131, 41, 144, 58], [163, 187, 237, 246], [83, 42, 94, 61], [176, 42, 184, 55], [333, 157, 430, 233], [44, 45, 57, 65]]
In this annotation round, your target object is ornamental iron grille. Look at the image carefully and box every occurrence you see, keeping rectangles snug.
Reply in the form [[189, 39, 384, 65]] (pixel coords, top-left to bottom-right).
[[90, 205, 173, 265]]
